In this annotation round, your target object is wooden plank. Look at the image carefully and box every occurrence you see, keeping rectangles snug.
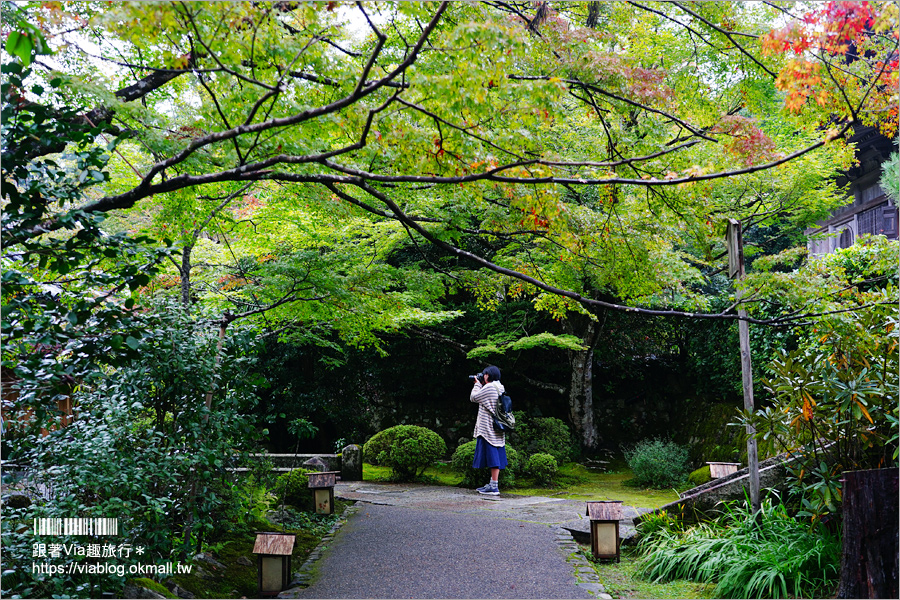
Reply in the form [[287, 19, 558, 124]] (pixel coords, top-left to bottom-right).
[[726, 219, 744, 279], [253, 532, 296, 556], [727, 218, 760, 514], [837, 468, 899, 599], [707, 462, 740, 478]]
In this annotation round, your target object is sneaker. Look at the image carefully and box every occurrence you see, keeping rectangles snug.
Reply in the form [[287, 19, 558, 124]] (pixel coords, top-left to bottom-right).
[[476, 482, 500, 496]]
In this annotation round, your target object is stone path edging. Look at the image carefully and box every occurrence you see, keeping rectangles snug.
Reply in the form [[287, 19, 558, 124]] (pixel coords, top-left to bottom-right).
[[282, 502, 361, 593]]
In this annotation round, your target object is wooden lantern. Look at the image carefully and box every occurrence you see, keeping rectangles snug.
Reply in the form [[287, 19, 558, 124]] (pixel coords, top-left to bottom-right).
[[586, 501, 623, 561], [707, 462, 740, 479], [252, 532, 296, 597], [306, 471, 340, 515]]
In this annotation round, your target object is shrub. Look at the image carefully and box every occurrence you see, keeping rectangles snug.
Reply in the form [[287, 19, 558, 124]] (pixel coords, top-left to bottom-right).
[[450, 440, 520, 487], [624, 438, 690, 488], [525, 453, 558, 486], [363, 425, 446, 481], [274, 469, 314, 509], [511, 413, 577, 463], [688, 465, 712, 487]]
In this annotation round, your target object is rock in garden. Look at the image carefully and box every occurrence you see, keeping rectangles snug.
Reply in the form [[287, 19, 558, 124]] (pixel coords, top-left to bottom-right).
[[3, 493, 32, 508], [123, 582, 167, 599], [302, 456, 327, 472]]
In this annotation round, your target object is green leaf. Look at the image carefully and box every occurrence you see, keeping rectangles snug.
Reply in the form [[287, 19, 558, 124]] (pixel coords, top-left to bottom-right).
[[5, 31, 34, 66], [125, 336, 140, 350]]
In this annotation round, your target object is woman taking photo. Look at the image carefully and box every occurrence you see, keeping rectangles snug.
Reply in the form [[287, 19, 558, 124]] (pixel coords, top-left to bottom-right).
[[469, 365, 506, 495]]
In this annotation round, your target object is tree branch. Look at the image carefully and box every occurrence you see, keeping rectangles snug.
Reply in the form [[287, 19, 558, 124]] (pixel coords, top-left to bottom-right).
[[669, 1, 778, 78]]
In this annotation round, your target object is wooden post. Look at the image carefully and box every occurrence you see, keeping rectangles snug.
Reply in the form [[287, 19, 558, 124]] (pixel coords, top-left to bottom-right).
[[837, 468, 899, 599], [726, 219, 760, 514]]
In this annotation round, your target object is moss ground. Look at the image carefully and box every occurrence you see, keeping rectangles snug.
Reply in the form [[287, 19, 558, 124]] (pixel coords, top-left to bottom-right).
[[363, 461, 682, 509], [580, 545, 715, 599], [166, 500, 351, 598]]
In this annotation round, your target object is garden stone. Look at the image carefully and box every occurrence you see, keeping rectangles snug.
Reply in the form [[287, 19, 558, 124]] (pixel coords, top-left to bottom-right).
[[341, 444, 363, 481], [3, 492, 32, 508], [193, 566, 215, 581], [164, 581, 195, 599], [236, 555, 254, 567], [302, 456, 327, 472], [123, 582, 167, 599], [192, 552, 225, 570]]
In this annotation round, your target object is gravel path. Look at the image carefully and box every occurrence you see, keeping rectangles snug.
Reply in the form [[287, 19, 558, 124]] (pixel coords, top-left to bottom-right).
[[276, 482, 643, 599], [284, 503, 593, 599]]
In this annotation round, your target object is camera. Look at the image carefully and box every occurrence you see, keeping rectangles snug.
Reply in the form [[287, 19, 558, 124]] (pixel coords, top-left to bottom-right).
[[468, 373, 485, 384]]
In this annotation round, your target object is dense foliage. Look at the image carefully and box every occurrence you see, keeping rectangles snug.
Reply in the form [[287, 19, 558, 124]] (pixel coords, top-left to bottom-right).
[[510, 413, 578, 464], [1, 305, 263, 597], [624, 438, 691, 489], [742, 238, 900, 523], [1, 63, 170, 441]]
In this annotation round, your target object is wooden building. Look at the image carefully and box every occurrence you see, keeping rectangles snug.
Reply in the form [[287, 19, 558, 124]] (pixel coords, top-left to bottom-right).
[[807, 126, 898, 255]]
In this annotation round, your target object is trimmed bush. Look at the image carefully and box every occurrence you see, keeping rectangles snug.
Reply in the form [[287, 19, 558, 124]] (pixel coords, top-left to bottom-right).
[[274, 469, 314, 509], [450, 440, 520, 487], [363, 425, 446, 481], [510, 413, 577, 463], [624, 438, 690, 489], [525, 453, 558, 486], [688, 464, 712, 487]]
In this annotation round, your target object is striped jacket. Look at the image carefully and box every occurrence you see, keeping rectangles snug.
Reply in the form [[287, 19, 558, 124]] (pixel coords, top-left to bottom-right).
[[470, 380, 506, 447]]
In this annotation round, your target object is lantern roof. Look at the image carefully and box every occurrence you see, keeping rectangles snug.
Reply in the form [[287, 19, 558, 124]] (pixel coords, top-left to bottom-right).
[[586, 500, 623, 521], [306, 471, 340, 488], [253, 532, 296, 556]]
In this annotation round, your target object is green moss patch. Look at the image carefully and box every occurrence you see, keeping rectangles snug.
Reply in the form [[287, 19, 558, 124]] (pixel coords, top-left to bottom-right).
[[582, 546, 715, 599], [508, 464, 681, 509], [129, 578, 177, 598], [688, 465, 712, 487], [168, 502, 351, 598]]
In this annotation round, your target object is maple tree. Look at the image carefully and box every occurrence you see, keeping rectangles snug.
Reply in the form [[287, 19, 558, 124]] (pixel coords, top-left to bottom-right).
[[2, 1, 896, 451], [761, 0, 899, 137]]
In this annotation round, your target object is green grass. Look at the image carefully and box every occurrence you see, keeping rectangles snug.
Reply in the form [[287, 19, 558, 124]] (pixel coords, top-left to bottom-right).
[[363, 462, 681, 509], [582, 546, 716, 599]]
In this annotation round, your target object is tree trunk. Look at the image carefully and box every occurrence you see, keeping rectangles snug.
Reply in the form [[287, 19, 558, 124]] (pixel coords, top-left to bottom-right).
[[567, 345, 596, 449], [836, 468, 899, 599], [180, 244, 192, 306], [565, 315, 602, 450]]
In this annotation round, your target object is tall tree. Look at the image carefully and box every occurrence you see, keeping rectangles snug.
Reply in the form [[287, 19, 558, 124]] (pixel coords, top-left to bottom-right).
[[4, 1, 896, 446]]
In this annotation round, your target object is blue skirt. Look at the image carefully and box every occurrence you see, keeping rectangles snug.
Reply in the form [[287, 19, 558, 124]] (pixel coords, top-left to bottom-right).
[[472, 436, 507, 469]]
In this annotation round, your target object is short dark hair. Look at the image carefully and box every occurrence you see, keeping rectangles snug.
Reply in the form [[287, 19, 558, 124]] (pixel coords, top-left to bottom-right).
[[483, 365, 501, 382]]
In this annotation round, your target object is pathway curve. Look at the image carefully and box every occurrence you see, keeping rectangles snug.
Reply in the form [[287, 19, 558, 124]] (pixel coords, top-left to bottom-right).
[[277, 482, 649, 599]]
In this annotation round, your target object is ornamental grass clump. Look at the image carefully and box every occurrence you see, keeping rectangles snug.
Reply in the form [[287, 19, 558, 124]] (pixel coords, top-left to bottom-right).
[[637, 498, 841, 599]]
